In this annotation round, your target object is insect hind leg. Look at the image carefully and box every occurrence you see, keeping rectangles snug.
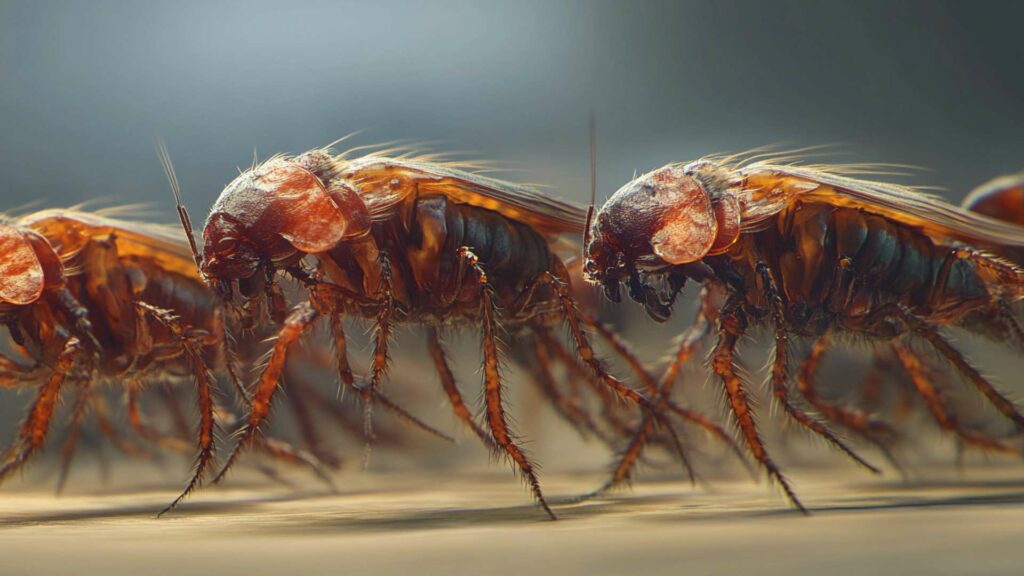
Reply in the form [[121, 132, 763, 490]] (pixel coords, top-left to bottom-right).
[[892, 341, 1021, 455], [899, 306, 1024, 430], [463, 247, 556, 520]]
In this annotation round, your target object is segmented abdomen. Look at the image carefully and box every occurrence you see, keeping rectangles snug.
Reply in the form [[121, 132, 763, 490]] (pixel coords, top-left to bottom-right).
[[734, 202, 993, 336]]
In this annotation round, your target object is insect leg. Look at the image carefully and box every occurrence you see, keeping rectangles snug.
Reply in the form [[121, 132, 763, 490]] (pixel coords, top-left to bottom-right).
[[577, 299, 748, 498], [712, 308, 807, 513], [135, 302, 219, 516], [796, 336, 894, 437], [550, 279, 647, 406], [997, 299, 1024, 349], [540, 269, 694, 475], [899, 307, 1024, 429], [794, 337, 904, 473], [92, 394, 155, 459], [54, 381, 93, 494], [523, 333, 613, 444], [462, 248, 555, 520], [426, 328, 494, 447], [329, 312, 356, 390], [211, 302, 318, 487], [255, 436, 338, 490], [127, 380, 191, 451], [757, 263, 880, 474], [892, 342, 1019, 454], [536, 329, 636, 438], [361, 251, 395, 469], [582, 309, 747, 465], [0, 354, 43, 388], [282, 366, 342, 469], [0, 338, 83, 482]]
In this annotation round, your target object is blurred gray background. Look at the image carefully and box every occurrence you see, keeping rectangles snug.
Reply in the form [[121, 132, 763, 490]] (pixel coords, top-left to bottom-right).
[[1, 0, 1022, 214]]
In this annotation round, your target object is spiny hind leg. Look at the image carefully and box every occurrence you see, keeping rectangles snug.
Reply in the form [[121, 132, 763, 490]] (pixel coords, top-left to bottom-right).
[[891, 341, 1020, 454], [0, 338, 83, 482], [712, 308, 806, 513], [898, 306, 1024, 429], [464, 248, 555, 520], [361, 251, 395, 469]]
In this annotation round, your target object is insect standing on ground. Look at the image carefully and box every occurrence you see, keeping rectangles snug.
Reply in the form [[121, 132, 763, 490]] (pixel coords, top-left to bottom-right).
[[0, 205, 394, 511], [584, 153, 1024, 511], [0, 207, 229, 509], [174, 143, 746, 519]]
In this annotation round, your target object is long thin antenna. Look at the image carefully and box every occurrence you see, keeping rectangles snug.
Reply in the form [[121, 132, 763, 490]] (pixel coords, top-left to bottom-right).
[[583, 113, 597, 249], [156, 139, 203, 274]]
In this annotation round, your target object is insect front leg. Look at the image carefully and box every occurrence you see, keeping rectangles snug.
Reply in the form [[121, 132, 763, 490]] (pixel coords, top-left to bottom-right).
[[211, 302, 319, 487], [711, 304, 807, 513], [461, 247, 556, 520], [577, 288, 752, 500], [0, 337, 84, 482], [756, 262, 881, 475]]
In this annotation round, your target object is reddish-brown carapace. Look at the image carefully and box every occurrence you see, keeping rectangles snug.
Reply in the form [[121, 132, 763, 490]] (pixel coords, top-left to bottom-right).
[[0, 208, 228, 509], [181, 144, 743, 519], [584, 153, 1024, 512], [0, 206, 389, 512]]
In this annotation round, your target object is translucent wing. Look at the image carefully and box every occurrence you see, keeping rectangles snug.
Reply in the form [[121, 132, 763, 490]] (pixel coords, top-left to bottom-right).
[[737, 164, 1024, 249], [340, 157, 588, 237], [18, 210, 200, 279]]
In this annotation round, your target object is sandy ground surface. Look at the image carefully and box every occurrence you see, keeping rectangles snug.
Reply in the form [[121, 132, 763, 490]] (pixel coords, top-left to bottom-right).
[[1, 467, 1022, 576]]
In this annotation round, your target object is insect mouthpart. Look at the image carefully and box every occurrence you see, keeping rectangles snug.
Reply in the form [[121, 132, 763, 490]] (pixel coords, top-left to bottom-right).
[[622, 267, 686, 322]]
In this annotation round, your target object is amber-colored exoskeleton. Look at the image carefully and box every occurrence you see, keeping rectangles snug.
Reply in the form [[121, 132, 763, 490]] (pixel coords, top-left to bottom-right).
[[175, 144, 747, 519], [0, 208, 231, 509], [584, 154, 1024, 511], [0, 206, 376, 511]]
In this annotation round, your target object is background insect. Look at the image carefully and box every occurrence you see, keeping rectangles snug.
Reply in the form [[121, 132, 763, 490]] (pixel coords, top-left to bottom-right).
[[584, 153, 1024, 511], [176, 143, 748, 519], [0, 207, 232, 511], [0, 206, 409, 512]]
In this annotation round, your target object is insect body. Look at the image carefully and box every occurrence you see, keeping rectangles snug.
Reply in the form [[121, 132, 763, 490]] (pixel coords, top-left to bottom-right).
[[0, 209, 222, 507], [585, 157, 1024, 510], [191, 147, 726, 518], [0, 208, 359, 510]]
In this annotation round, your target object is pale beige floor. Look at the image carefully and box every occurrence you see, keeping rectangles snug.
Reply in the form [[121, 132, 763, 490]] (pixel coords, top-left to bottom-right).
[[1, 467, 1022, 576]]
